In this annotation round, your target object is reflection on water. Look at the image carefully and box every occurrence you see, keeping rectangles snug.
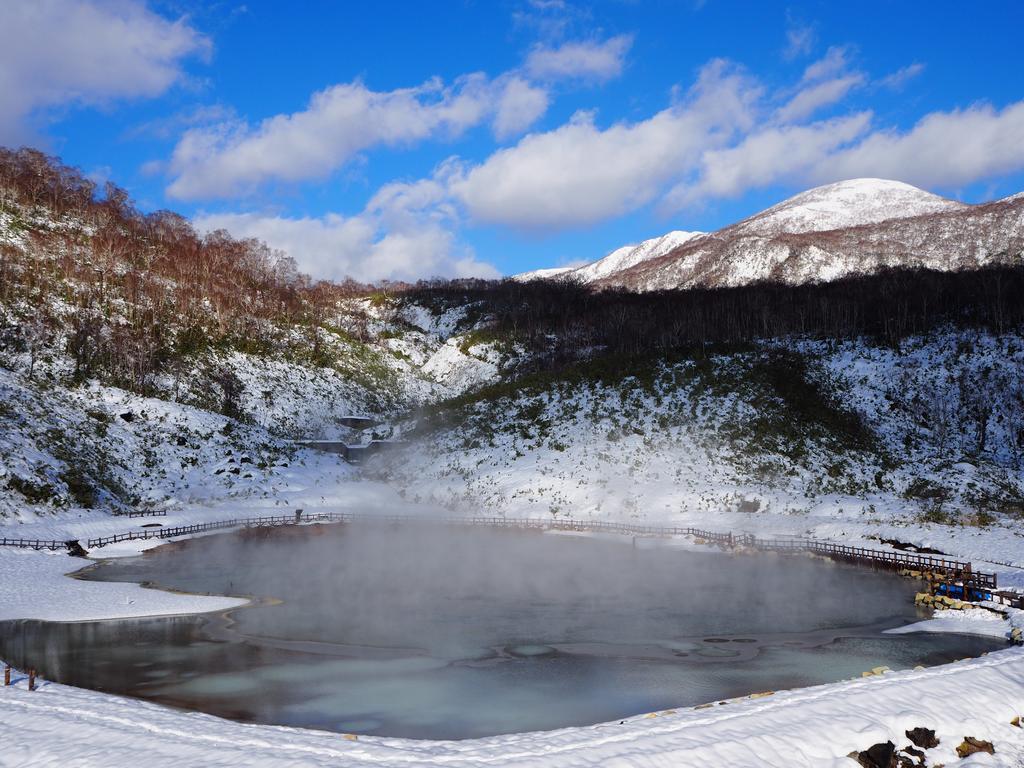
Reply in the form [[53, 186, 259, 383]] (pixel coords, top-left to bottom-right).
[[0, 524, 1005, 739]]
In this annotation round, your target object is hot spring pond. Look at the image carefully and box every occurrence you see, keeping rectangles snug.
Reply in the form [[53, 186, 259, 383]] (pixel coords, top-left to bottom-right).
[[0, 524, 1004, 739]]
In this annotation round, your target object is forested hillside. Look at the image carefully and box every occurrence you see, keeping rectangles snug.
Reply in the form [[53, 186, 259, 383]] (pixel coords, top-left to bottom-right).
[[1, 149, 1023, 528]]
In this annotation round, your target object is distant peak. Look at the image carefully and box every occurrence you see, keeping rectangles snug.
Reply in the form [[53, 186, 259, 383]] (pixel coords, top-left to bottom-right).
[[733, 178, 965, 235]]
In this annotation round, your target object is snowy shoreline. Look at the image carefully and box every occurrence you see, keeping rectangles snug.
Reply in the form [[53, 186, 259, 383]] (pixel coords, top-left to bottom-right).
[[2, 645, 1023, 767]]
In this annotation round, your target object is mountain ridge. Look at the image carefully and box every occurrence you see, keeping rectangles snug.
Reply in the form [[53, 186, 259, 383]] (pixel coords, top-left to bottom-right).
[[517, 179, 1023, 291]]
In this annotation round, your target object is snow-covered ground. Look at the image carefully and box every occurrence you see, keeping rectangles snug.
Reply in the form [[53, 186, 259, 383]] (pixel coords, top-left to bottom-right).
[[515, 230, 705, 284], [379, 331, 1024, 580], [0, 546, 246, 622]]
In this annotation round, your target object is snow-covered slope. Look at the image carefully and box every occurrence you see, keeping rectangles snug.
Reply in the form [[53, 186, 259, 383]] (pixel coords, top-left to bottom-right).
[[571, 230, 705, 283], [729, 178, 965, 236], [378, 330, 1024, 565], [518, 179, 1022, 291], [514, 231, 704, 284], [600, 180, 1024, 291], [512, 266, 576, 282]]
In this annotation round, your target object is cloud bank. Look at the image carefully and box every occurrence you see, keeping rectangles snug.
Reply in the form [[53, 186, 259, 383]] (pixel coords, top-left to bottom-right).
[[0, 0, 209, 144], [166, 33, 634, 201], [195, 178, 499, 283], [179, 36, 1024, 282]]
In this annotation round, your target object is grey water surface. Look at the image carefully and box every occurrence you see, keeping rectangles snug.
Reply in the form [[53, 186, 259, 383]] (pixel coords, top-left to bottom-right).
[[0, 524, 1004, 739]]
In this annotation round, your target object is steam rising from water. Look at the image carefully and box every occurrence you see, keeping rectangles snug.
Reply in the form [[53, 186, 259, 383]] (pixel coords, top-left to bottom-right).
[[1, 523, 1003, 739], [96, 524, 916, 657]]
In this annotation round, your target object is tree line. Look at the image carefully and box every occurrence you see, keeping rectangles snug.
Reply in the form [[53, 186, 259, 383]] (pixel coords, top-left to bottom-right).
[[404, 265, 1024, 369], [0, 148, 379, 392]]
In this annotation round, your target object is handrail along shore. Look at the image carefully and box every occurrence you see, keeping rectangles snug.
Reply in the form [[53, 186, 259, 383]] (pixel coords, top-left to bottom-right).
[[0, 512, 1007, 602]]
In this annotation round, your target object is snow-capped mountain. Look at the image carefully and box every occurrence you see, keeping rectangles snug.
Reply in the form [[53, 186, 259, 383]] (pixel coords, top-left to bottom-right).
[[571, 230, 705, 283], [513, 266, 576, 282], [726, 179, 965, 236], [514, 230, 704, 284], [519, 179, 1023, 291]]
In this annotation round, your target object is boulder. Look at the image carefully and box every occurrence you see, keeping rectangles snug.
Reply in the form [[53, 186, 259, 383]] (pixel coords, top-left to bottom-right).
[[905, 727, 939, 749], [956, 736, 994, 758], [855, 741, 896, 768], [902, 744, 925, 761]]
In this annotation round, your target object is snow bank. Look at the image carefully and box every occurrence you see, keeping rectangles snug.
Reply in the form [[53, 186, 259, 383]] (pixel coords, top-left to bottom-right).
[[0, 548, 245, 622], [885, 607, 1011, 640], [1, 648, 1022, 767]]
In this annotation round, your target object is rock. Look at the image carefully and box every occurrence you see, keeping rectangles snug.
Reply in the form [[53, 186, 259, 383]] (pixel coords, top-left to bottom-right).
[[119, 411, 134, 422], [175, 435, 187, 446], [902, 744, 925, 761], [956, 736, 994, 758], [1011, 715, 1020, 727], [64, 539, 88, 558], [905, 727, 939, 749], [856, 741, 897, 768], [861, 666, 892, 678]]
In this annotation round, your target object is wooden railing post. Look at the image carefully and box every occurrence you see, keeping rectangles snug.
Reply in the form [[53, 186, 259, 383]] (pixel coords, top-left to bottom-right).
[[27, 668, 35, 691]]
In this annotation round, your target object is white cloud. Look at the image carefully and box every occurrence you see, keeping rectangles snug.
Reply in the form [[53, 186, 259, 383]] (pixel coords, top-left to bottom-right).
[[783, 21, 816, 60], [525, 35, 633, 82], [167, 71, 553, 200], [662, 101, 1024, 212], [812, 101, 1024, 188], [663, 113, 873, 209], [164, 34, 636, 202], [445, 42, 1024, 230], [493, 77, 550, 140], [801, 46, 852, 83], [449, 60, 759, 229], [0, 0, 209, 144], [179, 38, 1024, 264], [125, 103, 237, 141], [194, 178, 499, 283], [775, 74, 865, 123], [167, 76, 501, 200], [878, 63, 925, 91]]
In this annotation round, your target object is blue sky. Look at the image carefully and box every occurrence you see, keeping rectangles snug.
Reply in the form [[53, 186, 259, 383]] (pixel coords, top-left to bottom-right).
[[3, 1, 1024, 282]]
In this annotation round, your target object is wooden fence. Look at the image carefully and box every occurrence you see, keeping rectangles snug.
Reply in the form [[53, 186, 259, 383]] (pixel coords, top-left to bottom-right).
[[0, 512, 1005, 597], [0, 537, 71, 552]]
